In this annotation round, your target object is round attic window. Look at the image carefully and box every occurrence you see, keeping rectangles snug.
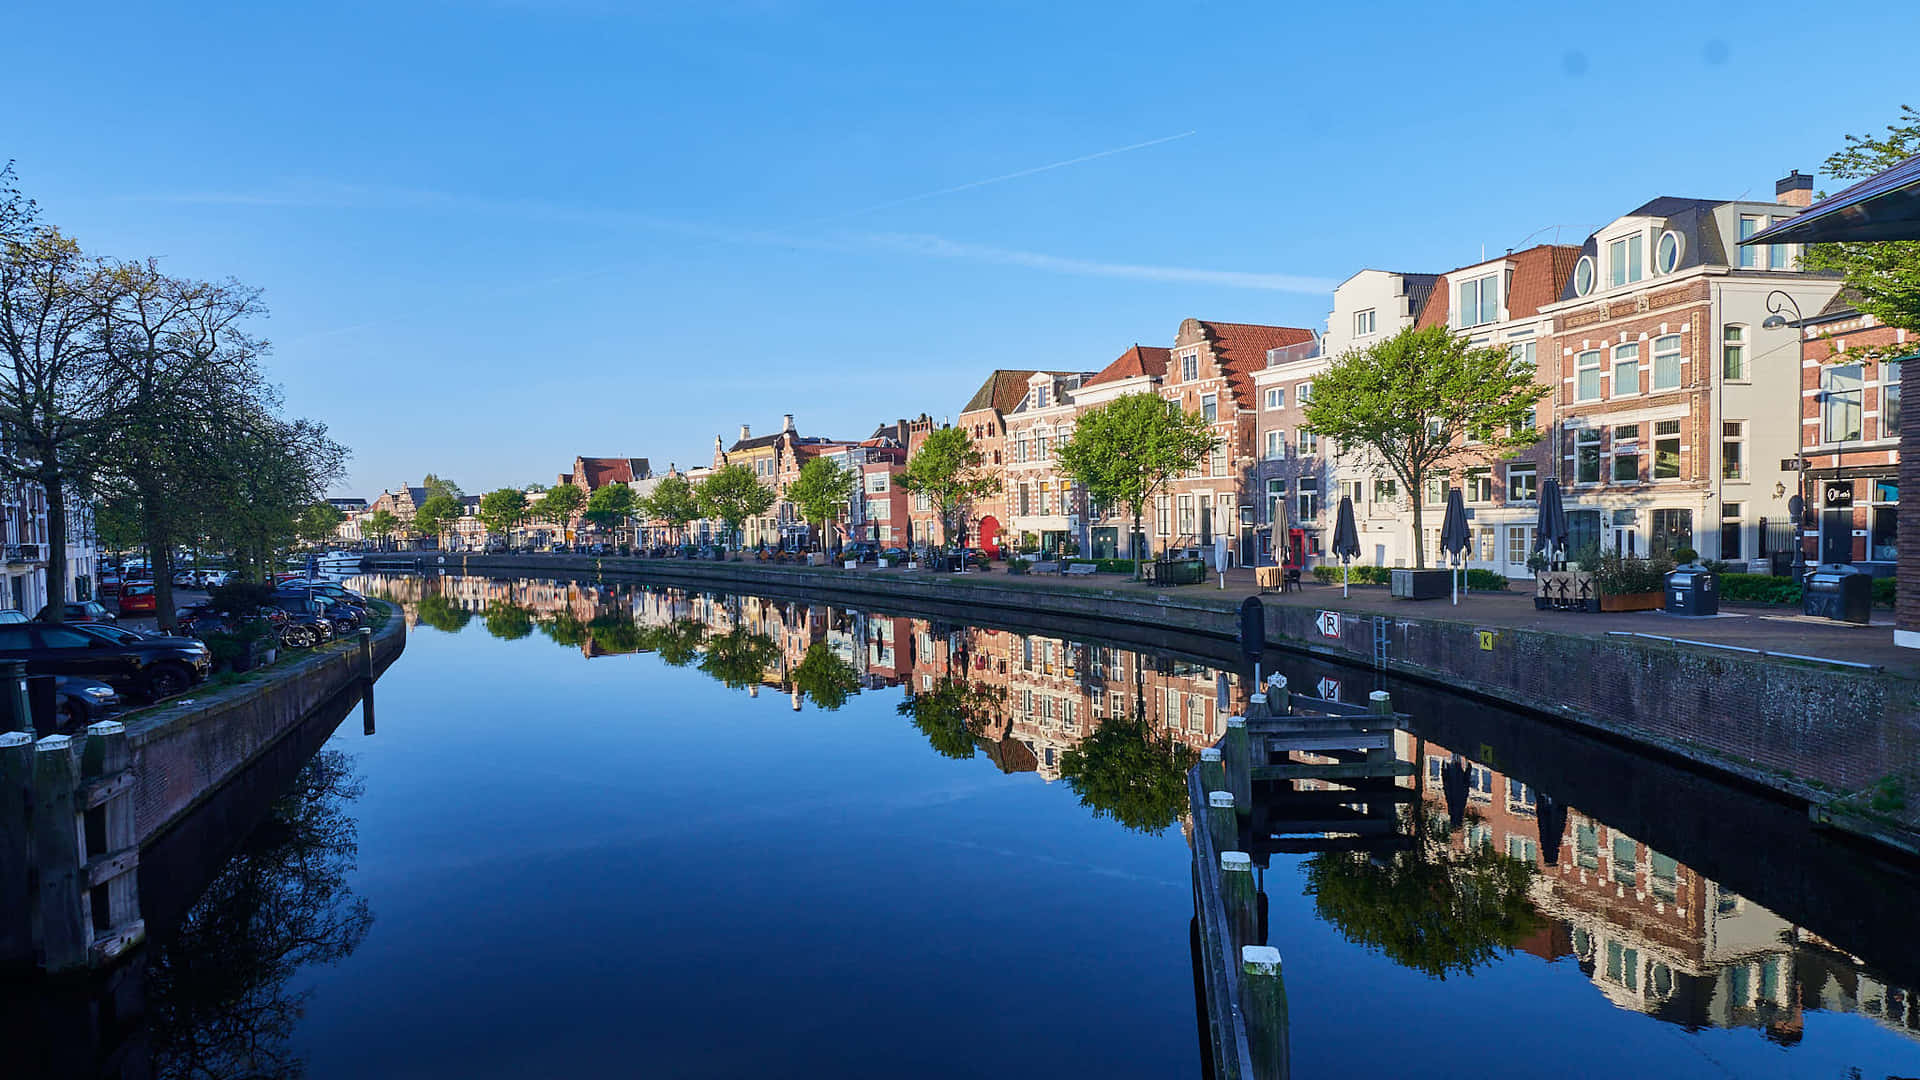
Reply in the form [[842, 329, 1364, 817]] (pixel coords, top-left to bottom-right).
[[1657, 230, 1684, 274], [1573, 255, 1596, 297]]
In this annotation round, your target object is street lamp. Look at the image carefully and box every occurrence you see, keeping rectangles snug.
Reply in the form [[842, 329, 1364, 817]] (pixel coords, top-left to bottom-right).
[[1764, 290, 1811, 579]]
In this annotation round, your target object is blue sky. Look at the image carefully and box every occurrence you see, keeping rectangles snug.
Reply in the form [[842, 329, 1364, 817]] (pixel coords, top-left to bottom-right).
[[5, 0, 1915, 495]]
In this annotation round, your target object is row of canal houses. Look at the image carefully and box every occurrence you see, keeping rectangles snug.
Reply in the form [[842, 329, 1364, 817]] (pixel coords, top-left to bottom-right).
[[371, 571, 1920, 1046]]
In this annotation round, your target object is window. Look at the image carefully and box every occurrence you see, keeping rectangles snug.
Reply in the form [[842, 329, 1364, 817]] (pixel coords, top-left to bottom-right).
[[1264, 430, 1286, 460], [1652, 334, 1682, 391], [1871, 478, 1898, 561], [1612, 424, 1640, 482], [1722, 324, 1748, 380], [1264, 386, 1285, 410], [1573, 255, 1595, 297], [1612, 836, 1639, 887], [1722, 421, 1746, 480], [1374, 477, 1397, 503], [1266, 479, 1285, 524], [1459, 274, 1498, 327], [1650, 507, 1693, 559], [1576, 350, 1603, 401], [866, 473, 889, 494], [1507, 524, 1534, 566], [1341, 479, 1366, 505], [1181, 353, 1199, 381], [1201, 394, 1217, 422], [1017, 484, 1031, 516], [1612, 342, 1640, 396], [1297, 428, 1317, 456], [1654, 419, 1681, 479], [1507, 463, 1537, 502], [1822, 364, 1864, 442], [1884, 360, 1902, 436], [1038, 481, 1053, 515], [1720, 501, 1743, 560], [1035, 385, 1050, 409], [1297, 381, 1313, 402], [1517, 407, 1536, 433], [1509, 339, 1536, 371], [1738, 214, 1763, 268], [1608, 234, 1644, 288], [1208, 448, 1227, 477], [1477, 526, 1496, 562], [1769, 217, 1790, 269], [1424, 473, 1449, 505], [1576, 428, 1602, 484], [1155, 495, 1170, 535], [1466, 468, 1493, 503], [1177, 495, 1195, 535], [1656, 230, 1683, 274], [1354, 308, 1377, 336], [1296, 478, 1320, 521], [36, 626, 93, 649]]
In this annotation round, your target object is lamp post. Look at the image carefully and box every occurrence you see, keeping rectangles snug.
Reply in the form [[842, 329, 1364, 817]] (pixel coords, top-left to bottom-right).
[[1762, 290, 1810, 580]]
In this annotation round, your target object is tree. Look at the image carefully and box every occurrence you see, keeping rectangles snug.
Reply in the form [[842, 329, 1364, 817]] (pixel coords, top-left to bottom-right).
[[790, 642, 861, 710], [897, 427, 999, 550], [695, 464, 774, 550], [1057, 718, 1197, 834], [413, 591, 470, 633], [296, 503, 346, 546], [1056, 393, 1219, 576], [643, 618, 706, 666], [582, 482, 637, 541], [697, 626, 781, 689], [786, 457, 855, 550], [1304, 325, 1548, 568], [1802, 105, 1920, 333], [477, 488, 530, 542], [411, 493, 463, 548], [363, 508, 400, 547], [421, 473, 463, 502], [534, 484, 585, 537], [482, 600, 534, 641], [195, 410, 347, 584], [643, 474, 699, 546], [897, 676, 1004, 760]]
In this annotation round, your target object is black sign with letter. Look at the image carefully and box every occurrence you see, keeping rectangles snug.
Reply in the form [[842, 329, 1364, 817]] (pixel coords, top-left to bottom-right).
[[1823, 481, 1855, 507]]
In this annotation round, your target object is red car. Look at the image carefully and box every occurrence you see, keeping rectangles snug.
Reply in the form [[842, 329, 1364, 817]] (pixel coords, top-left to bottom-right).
[[117, 582, 157, 615]]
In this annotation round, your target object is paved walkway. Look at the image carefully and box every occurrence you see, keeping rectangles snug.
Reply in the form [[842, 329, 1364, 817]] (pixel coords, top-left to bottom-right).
[[850, 562, 1916, 677]]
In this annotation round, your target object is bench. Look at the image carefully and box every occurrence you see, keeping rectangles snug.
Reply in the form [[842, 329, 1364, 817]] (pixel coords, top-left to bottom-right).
[[1063, 562, 1096, 576]]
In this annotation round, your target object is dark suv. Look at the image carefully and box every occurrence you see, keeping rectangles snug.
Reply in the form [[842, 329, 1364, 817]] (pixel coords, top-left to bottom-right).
[[0, 622, 211, 700], [36, 601, 118, 625]]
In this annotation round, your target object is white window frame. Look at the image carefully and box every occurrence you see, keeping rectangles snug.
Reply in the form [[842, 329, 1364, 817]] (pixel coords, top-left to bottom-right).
[[1264, 386, 1285, 410], [1576, 350, 1603, 401], [1722, 324, 1748, 382], [1612, 342, 1640, 398], [1354, 308, 1377, 336], [1721, 421, 1746, 481], [1651, 334, 1682, 391]]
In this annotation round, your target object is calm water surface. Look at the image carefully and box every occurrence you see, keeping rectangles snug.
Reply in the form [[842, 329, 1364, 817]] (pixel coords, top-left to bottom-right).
[[106, 573, 1920, 1077]]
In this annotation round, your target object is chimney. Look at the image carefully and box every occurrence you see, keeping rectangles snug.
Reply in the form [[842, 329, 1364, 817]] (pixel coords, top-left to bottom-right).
[[1776, 169, 1813, 208], [782, 413, 795, 433], [739, 424, 751, 442]]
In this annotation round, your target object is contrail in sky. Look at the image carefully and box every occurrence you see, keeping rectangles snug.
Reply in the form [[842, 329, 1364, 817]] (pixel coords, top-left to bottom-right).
[[818, 130, 1198, 221]]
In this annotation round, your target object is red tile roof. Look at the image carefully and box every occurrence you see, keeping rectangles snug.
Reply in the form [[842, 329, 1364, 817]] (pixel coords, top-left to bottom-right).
[[1416, 245, 1583, 329], [573, 457, 651, 490], [1085, 344, 1171, 387], [1195, 321, 1316, 411], [960, 369, 1074, 416]]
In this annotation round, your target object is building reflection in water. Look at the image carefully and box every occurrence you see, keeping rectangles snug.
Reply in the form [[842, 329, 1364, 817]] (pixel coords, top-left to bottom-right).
[[354, 572, 1918, 1051]]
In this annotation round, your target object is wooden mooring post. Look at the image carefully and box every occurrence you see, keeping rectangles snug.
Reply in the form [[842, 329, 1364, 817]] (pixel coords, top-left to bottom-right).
[[1241, 946, 1290, 1080], [21, 723, 145, 975], [1, 729, 34, 971], [4, 659, 32, 733], [1221, 851, 1258, 950], [1224, 717, 1251, 818], [1207, 791, 1237, 855], [1199, 747, 1224, 795]]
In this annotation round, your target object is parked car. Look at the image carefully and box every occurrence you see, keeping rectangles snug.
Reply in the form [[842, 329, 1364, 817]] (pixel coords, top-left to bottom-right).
[[839, 542, 880, 564], [199, 570, 234, 589], [54, 675, 120, 732], [265, 592, 354, 637], [0, 622, 210, 700], [879, 547, 911, 563], [171, 569, 209, 589], [117, 583, 157, 616], [98, 572, 123, 598], [0, 610, 27, 625], [276, 580, 368, 604], [36, 601, 118, 625], [68, 622, 156, 644]]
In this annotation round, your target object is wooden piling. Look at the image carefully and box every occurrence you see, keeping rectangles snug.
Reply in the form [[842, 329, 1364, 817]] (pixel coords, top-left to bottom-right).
[[3, 660, 30, 733], [1241, 945, 1290, 1080], [1267, 673, 1290, 714], [81, 721, 142, 962], [1, 730, 34, 971], [1246, 691, 1270, 720], [1221, 851, 1258, 949], [1199, 747, 1224, 796], [1224, 717, 1251, 817], [1368, 689, 1393, 716], [359, 626, 374, 680], [34, 735, 87, 973], [1207, 791, 1237, 855]]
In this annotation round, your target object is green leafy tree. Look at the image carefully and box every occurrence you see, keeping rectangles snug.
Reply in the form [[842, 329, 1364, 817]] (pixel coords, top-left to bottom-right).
[[790, 642, 861, 710], [411, 493, 463, 548], [586, 613, 644, 654], [363, 508, 399, 546], [696, 464, 775, 550], [421, 473, 463, 502], [295, 503, 346, 546], [643, 474, 699, 546], [477, 488, 530, 541], [1058, 718, 1196, 834], [643, 618, 707, 666], [1304, 325, 1548, 568], [540, 612, 589, 648], [534, 484, 585, 537], [413, 591, 471, 633], [898, 427, 999, 549], [482, 601, 534, 641], [583, 482, 637, 540], [897, 677, 1004, 760], [1802, 105, 1920, 333], [786, 457, 855, 550], [697, 626, 781, 689], [1056, 393, 1219, 576], [1303, 811, 1540, 980]]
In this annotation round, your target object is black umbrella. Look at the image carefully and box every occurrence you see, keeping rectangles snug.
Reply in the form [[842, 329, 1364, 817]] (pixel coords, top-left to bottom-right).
[[1441, 756, 1471, 831], [1331, 496, 1361, 597], [1532, 477, 1569, 569], [1536, 793, 1567, 867], [1440, 487, 1470, 604]]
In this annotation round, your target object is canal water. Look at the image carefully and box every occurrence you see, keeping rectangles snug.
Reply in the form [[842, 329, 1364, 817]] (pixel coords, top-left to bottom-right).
[[89, 573, 1920, 1077]]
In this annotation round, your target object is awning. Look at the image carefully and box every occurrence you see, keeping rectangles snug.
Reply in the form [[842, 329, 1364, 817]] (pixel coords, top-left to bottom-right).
[[1743, 153, 1920, 245]]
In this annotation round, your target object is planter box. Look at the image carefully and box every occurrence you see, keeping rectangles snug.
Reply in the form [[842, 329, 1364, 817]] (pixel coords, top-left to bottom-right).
[[806, 553, 828, 567], [1390, 568, 1450, 600], [877, 558, 889, 568], [844, 561, 857, 570], [1598, 591, 1664, 612], [1534, 570, 1595, 611]]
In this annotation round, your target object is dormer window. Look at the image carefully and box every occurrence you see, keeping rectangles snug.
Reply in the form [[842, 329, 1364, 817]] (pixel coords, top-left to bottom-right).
[[1181, 353, 1199, 381], [1607, 234, 1644, 288], [1459, 274, 1498, 328], [1354, 308, 1377, 336], [1035, 385, 1049, 409], [1573, 256, 1596, 297], [1656, 230, 1683, 274]]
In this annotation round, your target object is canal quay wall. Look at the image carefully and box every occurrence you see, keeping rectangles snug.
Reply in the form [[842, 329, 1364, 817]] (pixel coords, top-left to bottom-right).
[[414, 553, 1919, 851]]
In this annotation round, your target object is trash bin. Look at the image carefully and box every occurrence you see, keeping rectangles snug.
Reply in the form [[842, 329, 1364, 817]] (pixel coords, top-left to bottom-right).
[[1803, 564, 1873, 624], [1665, 567, 1718, 616]]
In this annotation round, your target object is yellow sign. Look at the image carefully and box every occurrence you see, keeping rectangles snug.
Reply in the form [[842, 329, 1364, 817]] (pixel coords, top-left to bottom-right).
[[1478, 629, 1497, 651]]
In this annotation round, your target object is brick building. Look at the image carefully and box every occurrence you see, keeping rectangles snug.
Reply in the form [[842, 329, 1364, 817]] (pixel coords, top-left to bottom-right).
[[1073, 344, 1172, 560], [1795, 294, 1907, 572], [714, 415, 840, 548], [1003, 370, 1095, 556], [958, 371, 1062, 556]]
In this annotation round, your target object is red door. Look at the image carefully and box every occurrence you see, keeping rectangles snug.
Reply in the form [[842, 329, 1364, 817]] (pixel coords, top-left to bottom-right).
[[977, 515, 1002, 556]]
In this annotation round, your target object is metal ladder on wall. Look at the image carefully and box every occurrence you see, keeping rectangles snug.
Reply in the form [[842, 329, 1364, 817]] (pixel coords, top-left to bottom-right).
[[1372, 616, 1389, 671]]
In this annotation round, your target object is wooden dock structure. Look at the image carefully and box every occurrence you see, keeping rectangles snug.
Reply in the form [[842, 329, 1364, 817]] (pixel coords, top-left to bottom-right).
[[1189, 675, 1415, 1079]]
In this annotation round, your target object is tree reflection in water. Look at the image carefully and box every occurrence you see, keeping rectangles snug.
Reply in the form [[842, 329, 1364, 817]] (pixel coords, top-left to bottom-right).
[[898, 677, 1005, 760], [790, 642, 861, 711], [1302, 810, 1538, 980], [148, 749, 373, 1079], [585, 614, 644, 654], [697, 627, 782, 691], [413, 592, 471, 633], [540, 612, 588, 648], [1059, 719, 1196, 836], [642, 619, 707, 667], [481, 601, 535, 641]]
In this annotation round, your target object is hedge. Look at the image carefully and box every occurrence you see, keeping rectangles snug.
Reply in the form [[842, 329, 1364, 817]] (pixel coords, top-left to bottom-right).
[[1308, 565, 1510, 591], [1067, 558, 1137, 574], [1717, 572, 1896, 608]]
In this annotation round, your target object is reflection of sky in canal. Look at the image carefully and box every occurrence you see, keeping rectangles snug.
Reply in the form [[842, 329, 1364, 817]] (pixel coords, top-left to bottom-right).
[[272, 575, 1919, 1079]]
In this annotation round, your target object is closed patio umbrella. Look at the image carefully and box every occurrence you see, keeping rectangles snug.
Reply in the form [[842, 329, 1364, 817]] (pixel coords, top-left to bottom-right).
[[1532, 477, 1569, 569], [1331, 496, 1361, 597], [1439, 487, 1470, 605]]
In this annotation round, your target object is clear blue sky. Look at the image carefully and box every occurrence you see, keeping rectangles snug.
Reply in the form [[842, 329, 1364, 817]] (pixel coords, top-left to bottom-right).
[[5, 1, 1914, 495]]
